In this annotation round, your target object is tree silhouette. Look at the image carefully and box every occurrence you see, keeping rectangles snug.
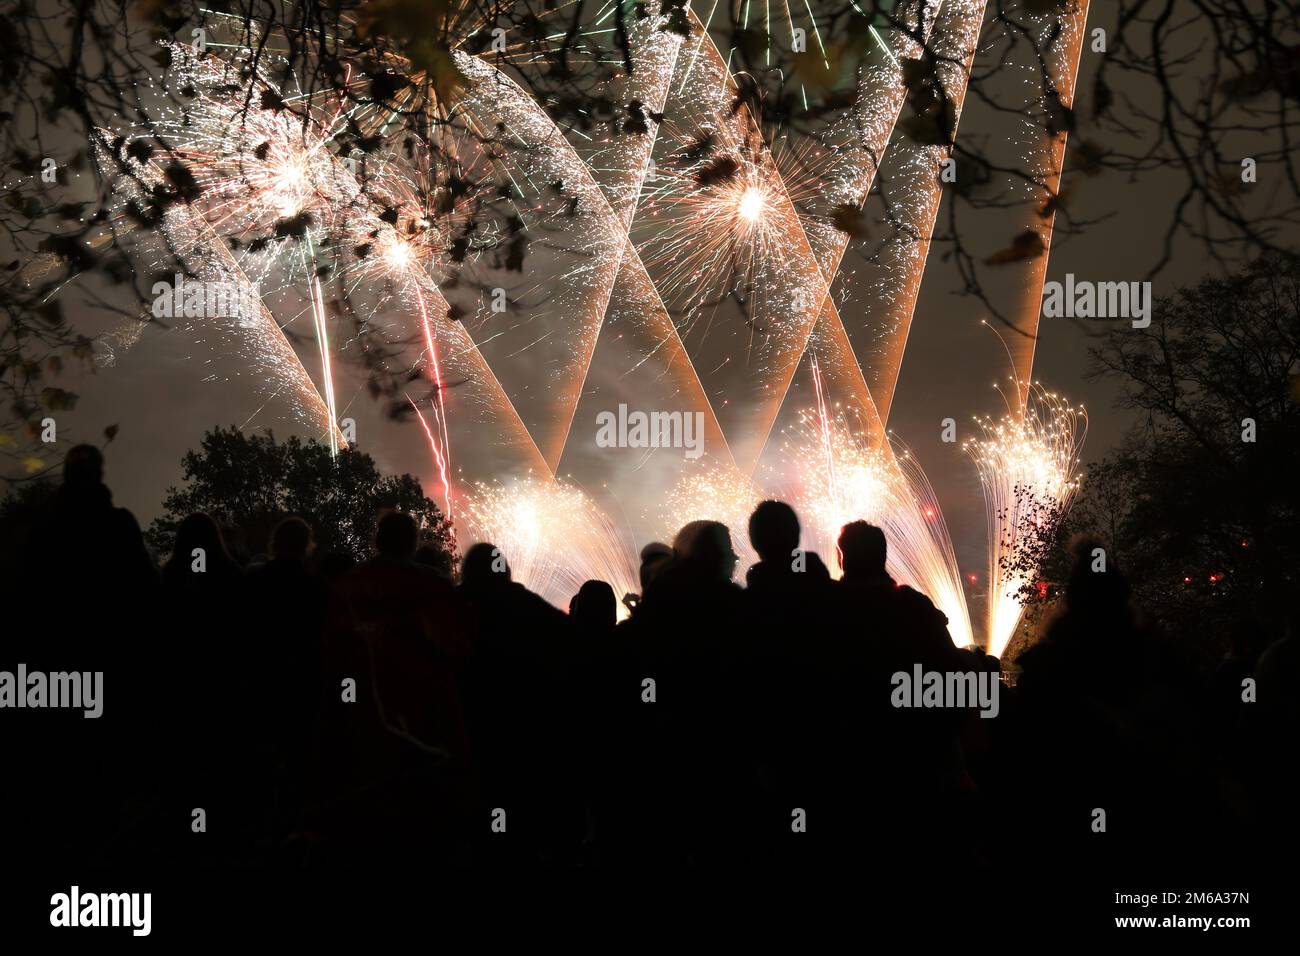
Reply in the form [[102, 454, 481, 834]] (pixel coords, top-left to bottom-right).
[[1048, 253, 1300, 652], [146, 425, 455, 562]]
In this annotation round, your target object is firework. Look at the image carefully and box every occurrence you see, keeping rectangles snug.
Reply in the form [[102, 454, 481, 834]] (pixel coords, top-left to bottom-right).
[[92, 130, 343, 448], [123, 42, 553, 484], [457, 476, 641, 617], [768, 363, 974, 647], [635, 11, 869, 473], [965, 383, 1088, 657], [84, 1, 1096, 654], [829, 0, 987, 421], [658, 460, 766, 576], [989, 0, 1093, 409]]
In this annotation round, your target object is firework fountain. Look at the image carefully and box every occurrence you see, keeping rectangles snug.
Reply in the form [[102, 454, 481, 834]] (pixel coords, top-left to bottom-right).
[[965, 382, 1088, 658]]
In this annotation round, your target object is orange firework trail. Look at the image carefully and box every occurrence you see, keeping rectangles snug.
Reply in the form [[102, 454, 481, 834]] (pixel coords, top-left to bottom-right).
[[830, 0, 988, 422], [1003, 0, 1092, 411]]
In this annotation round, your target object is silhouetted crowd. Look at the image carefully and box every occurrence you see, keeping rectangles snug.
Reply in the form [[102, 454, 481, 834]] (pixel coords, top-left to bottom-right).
[[3, 445, 1295, 879]]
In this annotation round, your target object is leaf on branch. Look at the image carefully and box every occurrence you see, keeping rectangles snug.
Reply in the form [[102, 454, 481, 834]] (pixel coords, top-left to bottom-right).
[[126, 140, 155, 164], [273, 211, 314, 238], [985, 230, 1046, 265], [260, 89, 286, 113], [40, 387, 78, 411], [162, 162, 203, 202], [830, 204, 871, 239], [696, 156, 740, 187]]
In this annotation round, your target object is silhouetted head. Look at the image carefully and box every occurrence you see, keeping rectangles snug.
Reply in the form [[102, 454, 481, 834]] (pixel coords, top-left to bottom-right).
[[1064, 534, 1130, 616], [414, 544, 455, 580], [748, 500, 800, 564], [571, 579, 617, 631], [461, 541, 509, 589], [374, 510, 418, 560], [673, 520, 738, 583], [172, 512, 231, 567], [838, 521, 887, 580], [63, 444, 104, 489], [270, 516, 313, 561], [639, 541, 673, 591]]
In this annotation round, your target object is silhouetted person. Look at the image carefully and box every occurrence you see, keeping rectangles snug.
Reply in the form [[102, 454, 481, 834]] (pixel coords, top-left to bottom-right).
[[25, 444, 156, 638], [826, 521, 968, 863], [157, 513, 251, 860], [836, 520, 957, 666], [745, 499, 831, 598], [10, 445, 156, 864], [162, 512, 242, 590], [570, 579, 617, 637], [565, 578, 621, 859], [318, 511, 474, 863], [457, 542, 571, 862], [246, 517, 331, 841], [741, 501, 832, 861], [624, 521, 748, 864], [624, 541, 672, 615]]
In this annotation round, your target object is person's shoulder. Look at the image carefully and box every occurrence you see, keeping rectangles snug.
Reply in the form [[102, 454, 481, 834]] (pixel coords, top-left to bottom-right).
[[894, 584, 942, 616], [802, 551, 832, 580], [512, 580, 565, 617], [109, 504, 144, 533]]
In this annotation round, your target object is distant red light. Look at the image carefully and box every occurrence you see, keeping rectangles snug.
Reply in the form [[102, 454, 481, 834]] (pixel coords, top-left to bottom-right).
[[1182, 576, 1192, 584]]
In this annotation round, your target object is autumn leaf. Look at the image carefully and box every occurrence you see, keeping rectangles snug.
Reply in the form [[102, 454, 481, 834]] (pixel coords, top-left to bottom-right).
[[985, 230, 1046, 265], [40, 387, 79, 411], [1037, 182, 1076, 218], [830, 204, 871, 240], [696, 156, 740, 187]]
